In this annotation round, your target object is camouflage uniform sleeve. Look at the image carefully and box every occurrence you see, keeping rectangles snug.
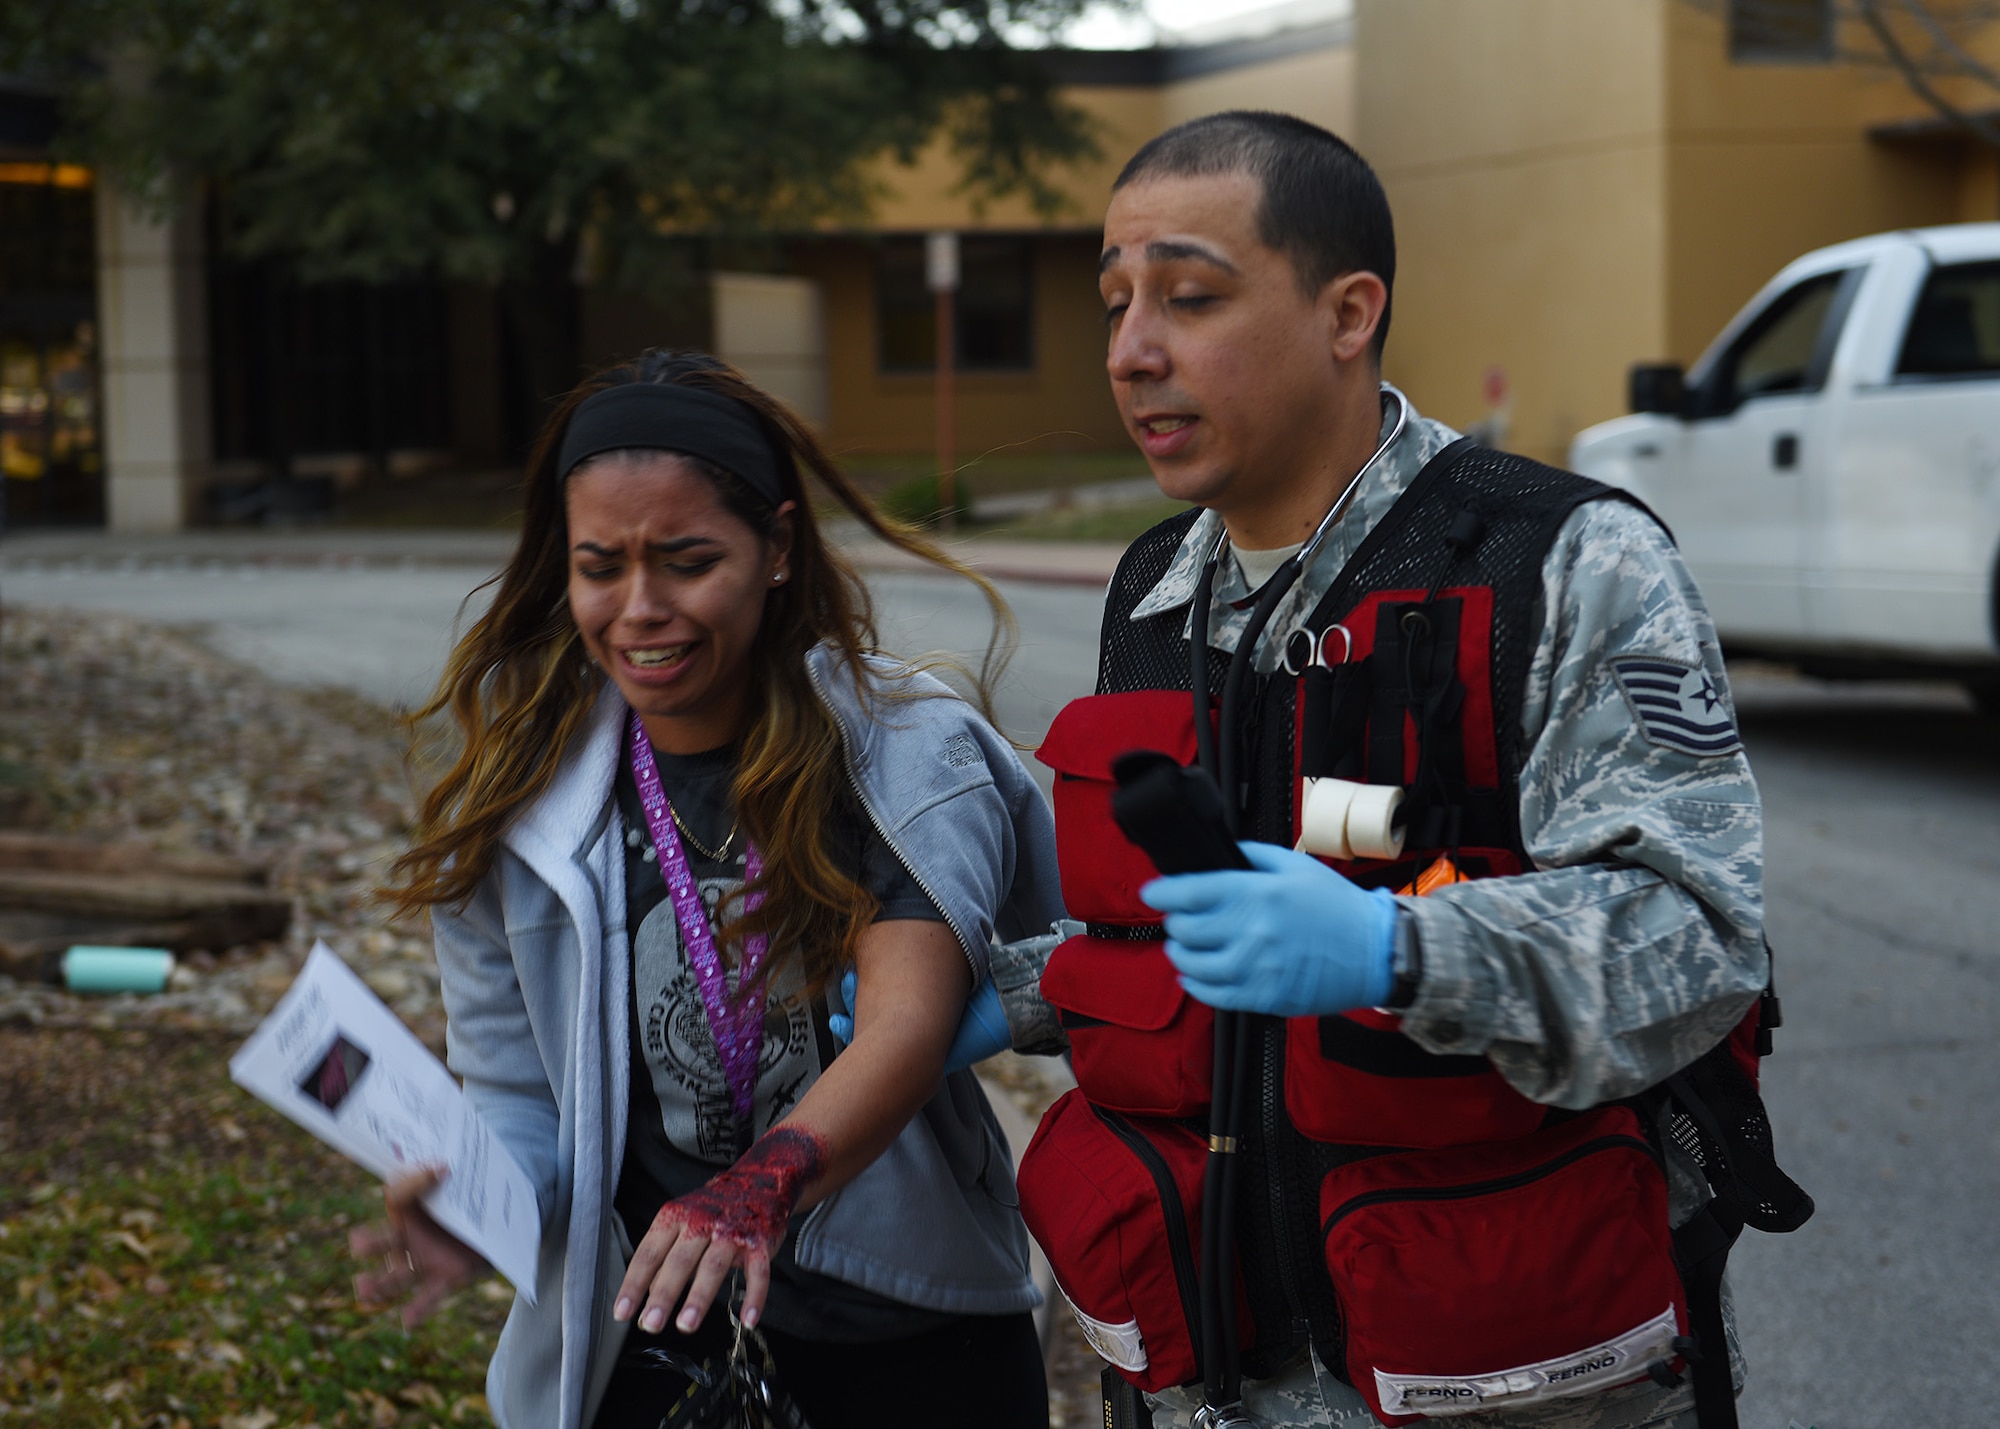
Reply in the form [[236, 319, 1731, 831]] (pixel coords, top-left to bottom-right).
[[988, 921, 1083, 1056], [1394, 499, 1767, 1108]]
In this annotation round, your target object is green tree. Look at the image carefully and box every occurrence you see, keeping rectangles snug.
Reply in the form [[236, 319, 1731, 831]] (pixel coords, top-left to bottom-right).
[[5, 0, 1101, 426]]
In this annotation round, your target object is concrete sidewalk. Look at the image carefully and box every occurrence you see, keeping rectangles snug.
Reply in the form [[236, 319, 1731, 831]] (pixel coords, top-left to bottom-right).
[[0, 522, 1127, 588]]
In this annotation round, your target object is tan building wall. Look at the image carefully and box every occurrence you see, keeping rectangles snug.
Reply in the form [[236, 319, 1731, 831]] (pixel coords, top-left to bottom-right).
[[1661, 2, 1961, 363], [1347, 0, 1997, 467], [1356, 0, 1674, 466], [1160, 44, 1356, 136], [826, 38, 1362, 459], [788, 233, 1125, 461], [859, 87, 1162, 234], [95, 183, 212, 531]]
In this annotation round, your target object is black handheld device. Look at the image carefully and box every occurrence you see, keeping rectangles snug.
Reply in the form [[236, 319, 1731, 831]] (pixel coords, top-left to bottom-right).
[[1109, 750, 1252, 876]]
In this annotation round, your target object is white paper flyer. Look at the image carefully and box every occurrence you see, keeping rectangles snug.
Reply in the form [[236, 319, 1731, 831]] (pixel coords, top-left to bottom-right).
[[228, 941, 540, 1303]]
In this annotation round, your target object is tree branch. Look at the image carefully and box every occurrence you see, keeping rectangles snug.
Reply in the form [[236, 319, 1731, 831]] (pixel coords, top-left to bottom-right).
[[1856, 0, 2000, 148]]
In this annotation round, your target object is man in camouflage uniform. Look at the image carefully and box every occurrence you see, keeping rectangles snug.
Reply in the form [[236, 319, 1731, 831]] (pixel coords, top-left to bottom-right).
[[1063, 113, 1767, 1428]]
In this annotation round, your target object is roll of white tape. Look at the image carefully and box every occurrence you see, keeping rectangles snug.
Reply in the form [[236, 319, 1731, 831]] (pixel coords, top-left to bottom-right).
[[1295, 777, 1359, 860], [1345, 782, 1406, 861]]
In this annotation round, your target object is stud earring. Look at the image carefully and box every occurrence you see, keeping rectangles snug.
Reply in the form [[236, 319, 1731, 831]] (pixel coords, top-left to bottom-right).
[[772, 571, 786, 585]]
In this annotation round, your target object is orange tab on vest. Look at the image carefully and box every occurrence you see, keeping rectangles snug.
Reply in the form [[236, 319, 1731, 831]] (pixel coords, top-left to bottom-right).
[[1400, 855, 1467, 898]]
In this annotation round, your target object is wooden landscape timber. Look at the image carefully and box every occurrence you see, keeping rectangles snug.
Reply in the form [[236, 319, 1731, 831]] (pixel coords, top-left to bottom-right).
[[0, 833, 289, 976]]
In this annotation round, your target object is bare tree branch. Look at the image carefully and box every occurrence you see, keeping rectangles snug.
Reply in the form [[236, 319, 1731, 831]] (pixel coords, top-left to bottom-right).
[[1892, 0, 2000, 91], [1856, 0, 2000, 146], [1682, 0, 2000, 149]]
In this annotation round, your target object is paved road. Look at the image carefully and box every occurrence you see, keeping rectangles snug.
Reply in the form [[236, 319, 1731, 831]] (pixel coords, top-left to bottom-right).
[[5, 544, 1996, 1429]]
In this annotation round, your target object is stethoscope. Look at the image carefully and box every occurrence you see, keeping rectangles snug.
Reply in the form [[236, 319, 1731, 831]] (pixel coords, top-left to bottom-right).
[[1184, 383, 1408, 1427]]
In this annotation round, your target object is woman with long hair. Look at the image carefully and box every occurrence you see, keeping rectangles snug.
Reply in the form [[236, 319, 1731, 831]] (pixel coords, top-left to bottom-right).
[[353, 350, 1065, 1429]]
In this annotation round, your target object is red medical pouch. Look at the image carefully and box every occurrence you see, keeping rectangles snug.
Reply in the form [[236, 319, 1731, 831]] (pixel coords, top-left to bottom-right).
[[1035, 690, 1206, 926], [1018, 1089, 1240, 1394], [1036, 691, 1217, 1117], [1040, 934, 1213, 1117], [1318, 1105, 1687, 1424], [1284, 1006, 1546, 1149], [1283, 858, 1544, 1149]]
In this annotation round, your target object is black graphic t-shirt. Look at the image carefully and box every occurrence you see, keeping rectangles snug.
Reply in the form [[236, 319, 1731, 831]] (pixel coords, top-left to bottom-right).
[[609, 742, 947, 1341]]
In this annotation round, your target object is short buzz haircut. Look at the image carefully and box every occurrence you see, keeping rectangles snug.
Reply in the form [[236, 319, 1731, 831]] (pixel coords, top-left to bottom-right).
[[1114, 111, 1396, 356]]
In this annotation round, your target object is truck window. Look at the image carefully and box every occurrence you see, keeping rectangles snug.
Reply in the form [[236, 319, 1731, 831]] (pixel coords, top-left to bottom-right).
[[1896, 260, 2000, 380], [1695, 270, 1848, 418]]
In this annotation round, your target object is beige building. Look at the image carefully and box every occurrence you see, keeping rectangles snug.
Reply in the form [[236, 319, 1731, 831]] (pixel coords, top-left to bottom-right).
[[823, 0, 2000, 472], [7, 1, 1999, 528]]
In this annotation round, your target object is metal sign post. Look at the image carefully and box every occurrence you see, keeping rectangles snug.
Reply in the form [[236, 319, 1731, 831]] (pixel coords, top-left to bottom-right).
[[926, 230, 960, 531]]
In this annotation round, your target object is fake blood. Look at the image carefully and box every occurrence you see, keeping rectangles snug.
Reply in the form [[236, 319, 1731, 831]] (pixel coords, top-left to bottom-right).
[[652, 1126, 828, 1250]]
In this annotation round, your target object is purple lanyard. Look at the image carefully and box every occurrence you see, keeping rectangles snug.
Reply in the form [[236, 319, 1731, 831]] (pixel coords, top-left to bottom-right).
[[627, 709, 769, 1120]]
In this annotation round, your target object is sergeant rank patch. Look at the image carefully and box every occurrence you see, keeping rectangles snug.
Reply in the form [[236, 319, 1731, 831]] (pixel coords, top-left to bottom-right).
[[1609, 657, 1742, 757]]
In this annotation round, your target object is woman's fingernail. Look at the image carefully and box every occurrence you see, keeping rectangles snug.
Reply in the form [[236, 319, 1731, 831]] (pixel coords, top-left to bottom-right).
[[677, 1307, 698, 1332], [641, 1307, 665, 1333], [614, 1297, 632, 1321], [742, 1306, 759, 1329]]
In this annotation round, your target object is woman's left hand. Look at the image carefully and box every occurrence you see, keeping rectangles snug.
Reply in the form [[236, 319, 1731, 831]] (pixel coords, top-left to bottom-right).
[[614, 1126, 828, 1334], [350, 1166, 490, 1329]]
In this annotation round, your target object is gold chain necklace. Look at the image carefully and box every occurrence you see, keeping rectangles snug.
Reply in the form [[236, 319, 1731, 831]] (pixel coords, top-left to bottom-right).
[[667, 798, 738, 864]]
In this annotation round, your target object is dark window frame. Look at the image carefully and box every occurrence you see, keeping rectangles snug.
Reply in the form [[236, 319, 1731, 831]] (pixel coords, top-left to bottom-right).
[[875, 235, 1036, 375], [208, 258, 454, 467], [1727, 0, 1835, 64]]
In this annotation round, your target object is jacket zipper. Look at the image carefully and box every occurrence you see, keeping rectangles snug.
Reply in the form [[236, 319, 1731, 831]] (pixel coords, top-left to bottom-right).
[[804, 657, 980, 978], [1320, 1134, 1656, 1241], [1093, 1105, 1207, 1373]]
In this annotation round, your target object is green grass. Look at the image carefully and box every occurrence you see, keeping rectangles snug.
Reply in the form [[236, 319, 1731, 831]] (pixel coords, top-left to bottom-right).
[[975, 496, 1191, 545], [838, 449, 1149, 502], [0, 1026, 507, 1428]]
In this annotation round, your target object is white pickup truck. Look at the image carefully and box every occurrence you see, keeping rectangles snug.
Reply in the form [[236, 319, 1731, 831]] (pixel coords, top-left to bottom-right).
[[1569, 224, 2000, 712]]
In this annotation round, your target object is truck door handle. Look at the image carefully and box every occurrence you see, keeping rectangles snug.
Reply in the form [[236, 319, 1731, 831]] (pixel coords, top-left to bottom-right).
[[1772, 433, 1799, 470]]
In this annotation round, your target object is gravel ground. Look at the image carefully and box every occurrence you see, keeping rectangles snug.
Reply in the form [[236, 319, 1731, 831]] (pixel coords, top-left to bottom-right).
[[0, 605, 451, 1044]]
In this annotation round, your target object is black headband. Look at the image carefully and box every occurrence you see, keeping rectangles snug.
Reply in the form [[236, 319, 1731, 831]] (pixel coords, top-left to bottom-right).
[[556, 383, 786, 503]]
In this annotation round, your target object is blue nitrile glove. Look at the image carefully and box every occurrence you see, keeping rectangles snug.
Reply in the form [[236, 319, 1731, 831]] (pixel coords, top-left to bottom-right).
[[1140, 841, 1400, 1017], [827, 969, 1014, 1073]]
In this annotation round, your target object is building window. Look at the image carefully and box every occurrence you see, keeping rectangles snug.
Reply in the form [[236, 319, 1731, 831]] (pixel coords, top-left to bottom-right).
[[0, 165, 102, 526], [876, 236, 1034, 373], [1728, 0, 1833, 63], [209, 261, 453, 467]]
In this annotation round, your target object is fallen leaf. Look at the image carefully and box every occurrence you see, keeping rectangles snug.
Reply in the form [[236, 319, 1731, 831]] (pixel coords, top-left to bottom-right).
[[450, 1394, 490, 1422], [220, 1412, 278, 1429], [398, 1381, 445, 1409]]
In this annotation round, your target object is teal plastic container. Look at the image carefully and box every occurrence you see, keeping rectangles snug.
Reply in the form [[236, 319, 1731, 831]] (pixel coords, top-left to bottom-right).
[[62, 946, 177, 994]]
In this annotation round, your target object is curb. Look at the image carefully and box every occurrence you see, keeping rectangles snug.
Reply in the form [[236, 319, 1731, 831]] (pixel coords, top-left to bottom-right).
[[0, 527, 1129, 589]]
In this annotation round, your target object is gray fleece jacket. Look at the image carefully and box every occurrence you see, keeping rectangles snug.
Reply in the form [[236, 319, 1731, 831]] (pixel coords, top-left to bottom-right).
[[433, 645, 1067, 1429]]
